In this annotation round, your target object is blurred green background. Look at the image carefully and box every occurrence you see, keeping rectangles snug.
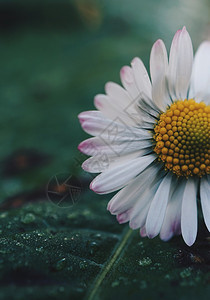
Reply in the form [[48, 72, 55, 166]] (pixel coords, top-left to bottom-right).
[[0, 0, 209, 299]]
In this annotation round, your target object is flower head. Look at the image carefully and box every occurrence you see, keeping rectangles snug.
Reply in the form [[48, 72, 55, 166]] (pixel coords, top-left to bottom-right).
[[78, 27, 210, 246]]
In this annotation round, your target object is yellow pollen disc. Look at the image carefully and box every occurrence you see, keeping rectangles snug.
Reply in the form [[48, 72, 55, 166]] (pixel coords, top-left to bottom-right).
[[153, 99, 210, 177]]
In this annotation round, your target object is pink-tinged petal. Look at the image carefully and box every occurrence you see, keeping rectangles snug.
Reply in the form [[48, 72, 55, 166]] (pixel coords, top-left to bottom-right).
[[120, 66, 139, 99], [79, 111, 150, 140], [168, 27, 193, 100], [78, 137, 99, 155], [79, 116, 124, 137], [200, 177, 210, 232], [140, 226, 147, 237], [150, 39, 168, 82], [94, 93, 120, 119], [78, 135, 152, 157], [146, 173, 172, 238], [131, 57, 152, 99], [90, 154, 156, 194], [150, 39, 169, 111], [117, 209, 132, 224], [94, 94, 104, 109], [94, 94, 116, 117], [181, 178, 198, 246], [189, 41, 210, 103], [120, 66, 133, 83], [78, 111, 104, 124], [78, 111, 116, 137]]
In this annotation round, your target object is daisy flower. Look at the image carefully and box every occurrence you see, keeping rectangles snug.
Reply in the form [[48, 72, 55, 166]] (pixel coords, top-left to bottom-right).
[[78, 27, 210, 246]]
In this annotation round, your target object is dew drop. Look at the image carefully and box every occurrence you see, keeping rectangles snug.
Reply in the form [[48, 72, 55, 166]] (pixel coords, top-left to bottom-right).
[[21, 213, 36, 224]]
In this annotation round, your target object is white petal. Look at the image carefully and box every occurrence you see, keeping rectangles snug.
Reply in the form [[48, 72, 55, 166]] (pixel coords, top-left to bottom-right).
[[168, 27, 193, 100], [129, 182, 159, 229], [105, 81, 141, 123], [107, 164, 161, 214], [78, 136, 152, 157], [94, 94, 137, 126], [79, 110, 150, 140], [120, 62, 153, 124], [168, 29, 181, 99], [78, 110, 114, 136], [120, 66, 139, 99], [146, 172, 172, 238], [82, 150, 144, 173], [105, 82, 133, 109], [90, 154, 156, 194], [160, 179, 186, 241], [189, 41, 210, 103], [200, 177, 210, 232], [129, 203, 150, 229], [150, 39, 170, 111], [181, 178, 198, 246], [131, 57, 152, 100], [82, 155, 110, 173], [94, 93, 126, 122]]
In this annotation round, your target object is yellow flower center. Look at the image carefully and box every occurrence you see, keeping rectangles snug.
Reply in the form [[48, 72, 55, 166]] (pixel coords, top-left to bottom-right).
[[153, 99, 210, 177]]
